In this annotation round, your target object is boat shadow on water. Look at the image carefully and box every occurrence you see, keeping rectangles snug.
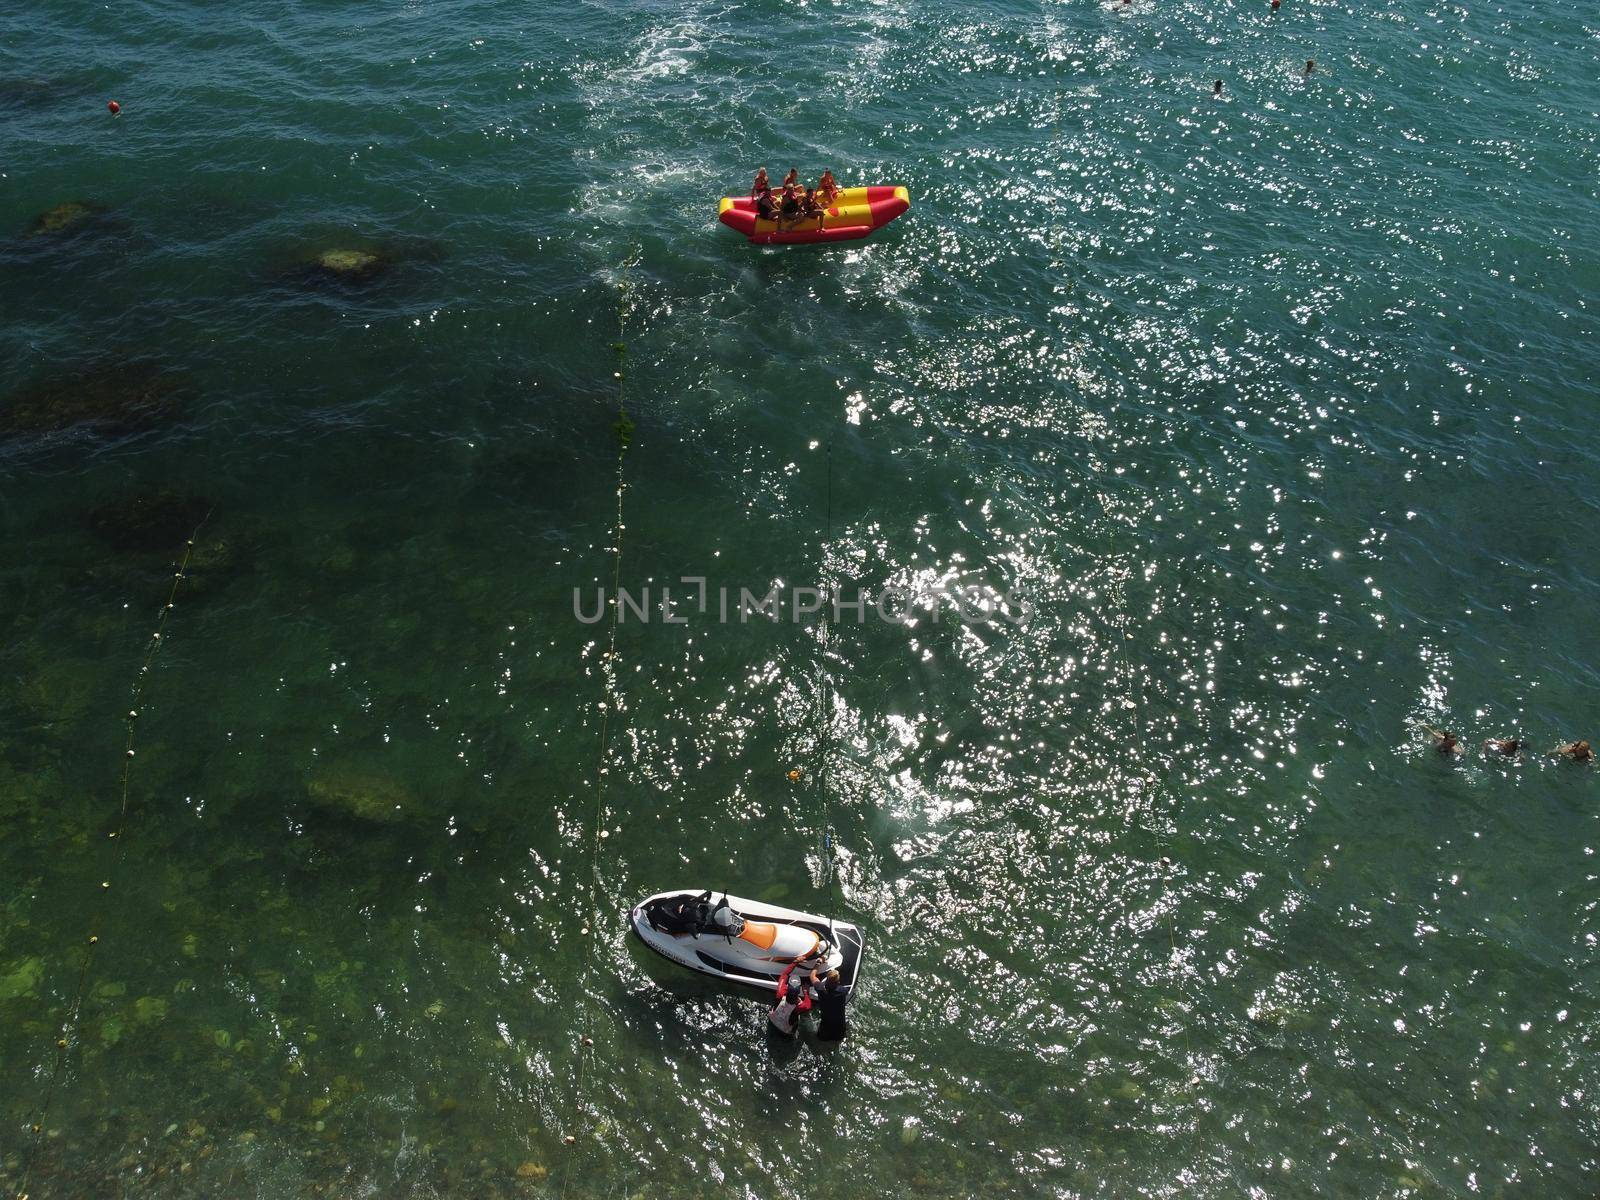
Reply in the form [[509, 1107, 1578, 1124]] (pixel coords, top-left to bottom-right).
[[0, 356, 190, 445]]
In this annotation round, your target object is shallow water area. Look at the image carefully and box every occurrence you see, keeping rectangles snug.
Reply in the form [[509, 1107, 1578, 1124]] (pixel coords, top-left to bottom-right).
[[2, 0, 1599, 1197]]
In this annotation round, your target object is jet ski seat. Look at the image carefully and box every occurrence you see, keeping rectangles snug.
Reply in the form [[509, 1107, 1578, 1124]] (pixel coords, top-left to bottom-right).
[[737, 921, 779, 950]]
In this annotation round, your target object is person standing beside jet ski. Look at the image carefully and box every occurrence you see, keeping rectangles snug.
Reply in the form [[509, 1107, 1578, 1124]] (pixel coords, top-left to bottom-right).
[[800, 966, 851, 1043], [808, 967, 849, 1044]]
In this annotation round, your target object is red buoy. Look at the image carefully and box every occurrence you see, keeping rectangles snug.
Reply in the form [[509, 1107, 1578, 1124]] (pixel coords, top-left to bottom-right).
[[107, 100, 121, 114]]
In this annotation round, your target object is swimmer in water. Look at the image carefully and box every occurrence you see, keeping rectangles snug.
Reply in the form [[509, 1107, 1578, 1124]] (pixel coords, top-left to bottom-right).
[[1304, 59, 1316, 76], [768, 964, 811, 1036], [1213, 80, 1224, 97], [1483, 736, 1523, 758], [808, 967, 849, 1044], [1419, 725, 1461, 756], [1555, 739, 1593, 763]]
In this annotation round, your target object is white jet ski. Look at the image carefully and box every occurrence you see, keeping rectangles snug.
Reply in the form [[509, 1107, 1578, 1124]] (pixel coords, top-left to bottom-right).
[[630, 889, 864, 998]]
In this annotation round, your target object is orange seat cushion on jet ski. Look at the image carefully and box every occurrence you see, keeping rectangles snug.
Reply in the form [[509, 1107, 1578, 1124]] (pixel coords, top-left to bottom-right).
[[738, 921, 779, 950]]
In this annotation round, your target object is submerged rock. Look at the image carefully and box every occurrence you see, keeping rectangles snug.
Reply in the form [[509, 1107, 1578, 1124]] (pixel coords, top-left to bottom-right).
[[1247, 1001, 1316, 1032], [77, 490, 250, 599], [282, 235, 444, 289], [0, 955, 45, 1000], [27, 200, 105, 238], [16, 657, 101, 727], [318, 248, 382, 275], [183, 531, 245, 588], [66, 496, 246, 611], [307, 765, 413, 824], [87, 490, 213, 554], [0, 758, 63, 822], [302, 246, 394, 285], [2, 359, 184, 437], [0, 78, 79, 112]]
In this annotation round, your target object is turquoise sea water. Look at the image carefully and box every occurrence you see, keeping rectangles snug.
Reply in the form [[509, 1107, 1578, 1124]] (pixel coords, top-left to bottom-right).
[[3, 0, 1599, 1196]]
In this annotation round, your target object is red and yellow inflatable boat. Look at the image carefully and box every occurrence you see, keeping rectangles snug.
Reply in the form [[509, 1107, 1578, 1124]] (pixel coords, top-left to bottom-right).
[[718, 185, 910, 246]]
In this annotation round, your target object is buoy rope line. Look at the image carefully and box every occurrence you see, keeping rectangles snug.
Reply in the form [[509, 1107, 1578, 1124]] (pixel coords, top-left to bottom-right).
[[558, 261, 634, 1195], [13, 512, 211, 1200]]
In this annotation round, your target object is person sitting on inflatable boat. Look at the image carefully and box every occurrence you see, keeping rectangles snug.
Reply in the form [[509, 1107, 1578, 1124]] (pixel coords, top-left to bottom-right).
[[750, 167, 770, 198], [777, 182, 803, 230], [816, 169, 839, 207]]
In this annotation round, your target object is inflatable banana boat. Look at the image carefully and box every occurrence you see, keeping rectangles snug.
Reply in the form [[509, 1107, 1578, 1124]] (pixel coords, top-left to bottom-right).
[[631, 889, 864, 997], [718, 186, 910, 246]]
